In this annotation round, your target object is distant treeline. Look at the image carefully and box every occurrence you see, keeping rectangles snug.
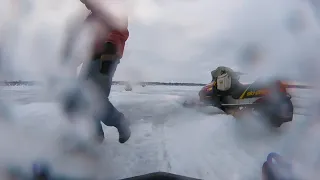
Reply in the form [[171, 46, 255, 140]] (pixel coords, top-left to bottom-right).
[[114, 81, 205, 86], [1, 81, 37, 86], [0, 80, 205, 87], [0, 80, 311, 89]]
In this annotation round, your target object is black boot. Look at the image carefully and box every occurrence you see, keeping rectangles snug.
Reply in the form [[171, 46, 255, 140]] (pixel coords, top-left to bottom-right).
[[116, 113, 131, 143]]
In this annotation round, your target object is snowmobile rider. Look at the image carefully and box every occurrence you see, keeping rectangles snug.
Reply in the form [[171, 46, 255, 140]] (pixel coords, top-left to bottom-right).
[[64, 0, 131, 144], [208, 66, 241, 111]]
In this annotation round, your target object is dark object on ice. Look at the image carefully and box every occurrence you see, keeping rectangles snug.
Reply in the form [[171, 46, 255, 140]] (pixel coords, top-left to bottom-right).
[[193, 76, 294, 128], [32, 162, 50, 180], [6, 161, 52, 180], [124, 82, 132, 91], [120, 172, 201, 180], [262, 152, 294, 180]]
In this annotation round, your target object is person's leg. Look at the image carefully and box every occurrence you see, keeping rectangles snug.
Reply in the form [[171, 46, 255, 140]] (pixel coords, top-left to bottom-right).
[[64, 42, 131, 144], [83, 43, 130, 143], [86, 58, 130, 143]]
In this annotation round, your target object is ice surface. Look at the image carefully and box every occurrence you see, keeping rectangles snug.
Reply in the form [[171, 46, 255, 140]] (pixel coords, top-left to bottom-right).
[[0, 85, 310, 179]]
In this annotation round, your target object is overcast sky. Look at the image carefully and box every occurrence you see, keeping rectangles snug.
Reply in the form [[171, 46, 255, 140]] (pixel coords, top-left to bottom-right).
[[1, 0, 320, 83], [112, 0, 320, 83]]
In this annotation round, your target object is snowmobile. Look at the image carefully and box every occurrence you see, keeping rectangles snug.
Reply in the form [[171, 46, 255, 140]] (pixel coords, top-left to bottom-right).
[[184, 77, 294, 127], [6, 162, 201, 180]]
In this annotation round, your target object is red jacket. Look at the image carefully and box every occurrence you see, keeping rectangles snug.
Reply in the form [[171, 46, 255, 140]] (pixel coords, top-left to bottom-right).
[[86, 12, 129, 58]]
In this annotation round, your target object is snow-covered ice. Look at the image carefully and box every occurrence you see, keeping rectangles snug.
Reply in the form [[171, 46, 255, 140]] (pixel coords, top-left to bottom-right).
[[0, 85, 311, 179]]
